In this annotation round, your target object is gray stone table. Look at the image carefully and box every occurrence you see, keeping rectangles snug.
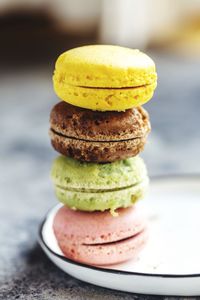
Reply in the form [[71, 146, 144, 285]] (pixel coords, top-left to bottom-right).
[[1, 53, 200, 299]]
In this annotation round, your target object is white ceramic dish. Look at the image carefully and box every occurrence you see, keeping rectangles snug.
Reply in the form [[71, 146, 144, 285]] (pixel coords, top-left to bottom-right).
[[38, 176, 200, 296]]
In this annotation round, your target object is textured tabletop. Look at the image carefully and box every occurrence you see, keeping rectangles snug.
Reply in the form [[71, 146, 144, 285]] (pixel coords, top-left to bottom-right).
[[1, 53, 200, 299]]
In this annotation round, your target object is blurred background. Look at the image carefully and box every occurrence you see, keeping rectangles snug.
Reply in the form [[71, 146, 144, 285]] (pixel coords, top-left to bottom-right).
[[1, 0, 200, 297]]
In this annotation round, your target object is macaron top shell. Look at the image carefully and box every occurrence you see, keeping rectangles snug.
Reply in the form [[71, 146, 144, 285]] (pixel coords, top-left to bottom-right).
[[51, 155, 147, 190], [50, 101, 150, 141], [53, 45, 157, 88]]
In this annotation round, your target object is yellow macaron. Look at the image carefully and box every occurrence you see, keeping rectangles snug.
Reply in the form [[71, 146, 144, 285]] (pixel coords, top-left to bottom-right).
[[53, 45, 157, 111]]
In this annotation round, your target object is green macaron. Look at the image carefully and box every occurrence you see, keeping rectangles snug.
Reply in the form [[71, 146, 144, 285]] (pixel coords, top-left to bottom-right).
[[51, 155, 149, 215]]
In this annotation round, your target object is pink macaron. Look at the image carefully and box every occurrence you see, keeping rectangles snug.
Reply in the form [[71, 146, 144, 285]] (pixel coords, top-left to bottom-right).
[[53, 205, 148, 266]]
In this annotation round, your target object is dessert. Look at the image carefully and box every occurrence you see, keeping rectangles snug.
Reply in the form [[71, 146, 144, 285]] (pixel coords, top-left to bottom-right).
[[51, 155, 149, 214], [53, 45, 157, 111], [53, 205, 148, 265], [50, 101, 150, 162], [48, 45, 157, 266]]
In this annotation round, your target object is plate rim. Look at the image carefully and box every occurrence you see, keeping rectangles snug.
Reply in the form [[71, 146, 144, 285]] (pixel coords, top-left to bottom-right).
[[38, 174, 200, 279]]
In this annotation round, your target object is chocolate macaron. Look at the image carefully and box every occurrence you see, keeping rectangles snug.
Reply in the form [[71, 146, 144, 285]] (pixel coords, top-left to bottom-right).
[[49, 101, 151, 163]]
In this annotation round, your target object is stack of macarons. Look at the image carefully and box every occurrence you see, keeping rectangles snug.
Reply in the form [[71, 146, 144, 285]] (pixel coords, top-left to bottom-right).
[[50, 45, 157, 266]]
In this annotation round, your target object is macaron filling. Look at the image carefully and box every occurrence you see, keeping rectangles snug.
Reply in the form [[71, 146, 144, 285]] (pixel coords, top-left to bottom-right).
[[55, 181, 144, 193], [50, 127, 144, 143], [82, 229, 146, 246]]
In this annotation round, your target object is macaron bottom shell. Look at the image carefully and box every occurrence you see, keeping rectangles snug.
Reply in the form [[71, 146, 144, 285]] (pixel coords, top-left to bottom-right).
[[54, 81, 157, 111], [57, 229, 148, 266], [50, 131, 147, 163], [54, 178, 149, 215]]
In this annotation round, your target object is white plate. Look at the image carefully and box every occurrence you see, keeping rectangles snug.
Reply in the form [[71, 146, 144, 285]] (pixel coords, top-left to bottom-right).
[[38, 176, 200, 296]]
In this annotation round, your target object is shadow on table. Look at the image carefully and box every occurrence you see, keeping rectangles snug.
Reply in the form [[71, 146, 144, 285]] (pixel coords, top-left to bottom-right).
[[1, 242, 164, 299]]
